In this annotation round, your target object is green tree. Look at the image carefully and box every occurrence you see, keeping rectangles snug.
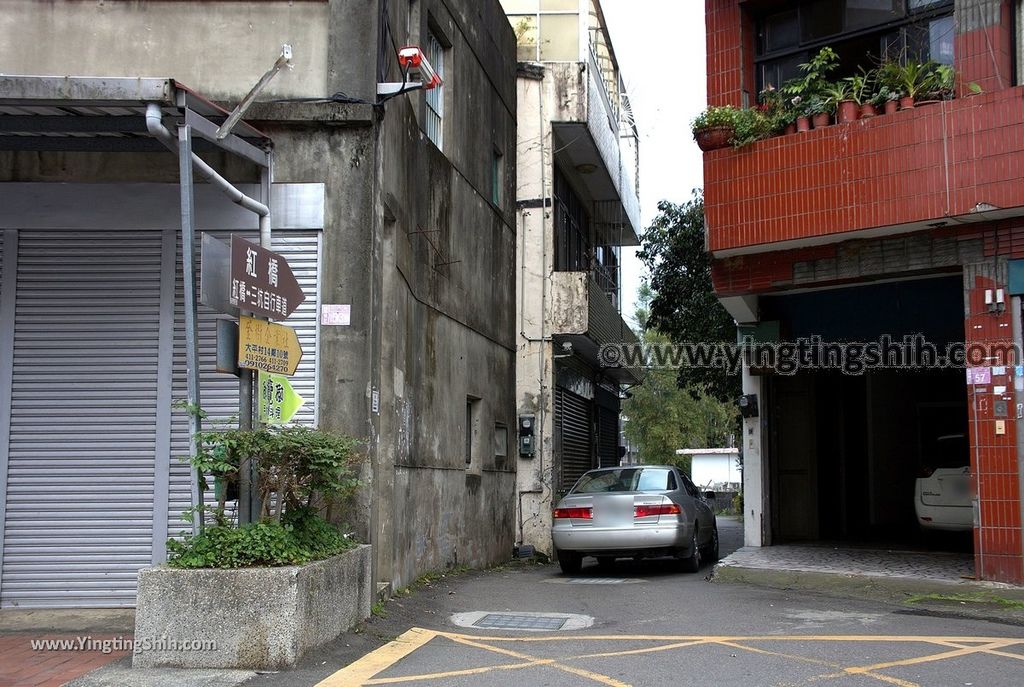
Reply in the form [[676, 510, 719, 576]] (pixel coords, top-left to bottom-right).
[[637, 191, 741, 402], [623, 285, 737, 473]]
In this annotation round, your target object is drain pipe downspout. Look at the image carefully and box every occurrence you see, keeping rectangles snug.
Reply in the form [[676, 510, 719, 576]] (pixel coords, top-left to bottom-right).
[[145, 104, 270, 218], [147, 103, 271, 525]]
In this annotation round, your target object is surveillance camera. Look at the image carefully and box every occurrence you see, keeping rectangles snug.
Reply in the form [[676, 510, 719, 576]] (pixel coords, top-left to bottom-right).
[[398, 46, 442, 89]]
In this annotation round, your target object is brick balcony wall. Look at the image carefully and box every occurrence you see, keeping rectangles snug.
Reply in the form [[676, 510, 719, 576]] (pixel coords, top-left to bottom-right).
[[704, 87, 1024, 254]]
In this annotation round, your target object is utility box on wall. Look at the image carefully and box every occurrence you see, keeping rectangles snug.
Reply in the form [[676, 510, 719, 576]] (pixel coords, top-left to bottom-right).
[[518, 415, 535, 457]]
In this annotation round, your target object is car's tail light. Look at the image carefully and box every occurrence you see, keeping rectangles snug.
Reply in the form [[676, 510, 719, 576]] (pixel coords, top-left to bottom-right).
[[919, 467, 936, 478], [553, 507, 592, 519], [634, 503, 681, 518]]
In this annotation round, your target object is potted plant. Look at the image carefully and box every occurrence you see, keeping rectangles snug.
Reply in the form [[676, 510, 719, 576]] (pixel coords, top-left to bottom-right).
[[876, 60, 904, 114], [691, 106, 739, 151], [824, 79, 857, 124], [848, 70, 876, 118], [691, 105, 771, 150], [781, 47, 839, 131], [758, 85, 796, 135], [895, 60, 937, 109]]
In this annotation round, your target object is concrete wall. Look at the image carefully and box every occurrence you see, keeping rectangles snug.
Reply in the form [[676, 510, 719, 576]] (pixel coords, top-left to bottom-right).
[[371, 0, 519, 588], [0, 0, 330, 100]]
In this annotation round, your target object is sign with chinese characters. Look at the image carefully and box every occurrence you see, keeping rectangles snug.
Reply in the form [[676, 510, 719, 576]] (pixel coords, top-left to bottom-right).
[[238, 315, 302, 375], [229, 235, 305, 320], [258, 372, 305, 424], [321, 304, 351, 326]]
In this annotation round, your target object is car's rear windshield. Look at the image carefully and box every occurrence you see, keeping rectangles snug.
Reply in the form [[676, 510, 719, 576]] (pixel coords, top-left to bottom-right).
[[572, 468, 673, 493]]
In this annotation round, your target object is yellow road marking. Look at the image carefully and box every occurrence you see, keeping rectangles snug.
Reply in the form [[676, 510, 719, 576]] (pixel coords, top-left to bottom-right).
[[315, 627, 437, 687], [446, 633, 631, 687], [319, 628, 1024, 687]]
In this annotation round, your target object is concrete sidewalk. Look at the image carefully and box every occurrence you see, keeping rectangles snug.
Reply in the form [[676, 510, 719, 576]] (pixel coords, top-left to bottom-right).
[[713, 544, 1024, 626]]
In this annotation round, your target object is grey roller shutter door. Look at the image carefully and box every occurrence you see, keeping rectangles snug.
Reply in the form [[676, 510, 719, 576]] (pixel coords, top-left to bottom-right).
[[555, 387, 594, 492], [2, 232, 161, 608], [167, 231, 319, 534]]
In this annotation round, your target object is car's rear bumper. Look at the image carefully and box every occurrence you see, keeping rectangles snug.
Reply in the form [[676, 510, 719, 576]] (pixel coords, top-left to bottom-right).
[[552, 522, 692, 555]]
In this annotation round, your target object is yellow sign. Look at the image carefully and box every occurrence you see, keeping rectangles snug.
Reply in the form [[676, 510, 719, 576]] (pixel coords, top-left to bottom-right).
[[238, 315, 302, 375]]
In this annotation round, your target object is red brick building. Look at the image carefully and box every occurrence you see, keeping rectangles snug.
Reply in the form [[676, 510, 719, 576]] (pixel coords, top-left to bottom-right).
[[704, 0, 1024, 583]]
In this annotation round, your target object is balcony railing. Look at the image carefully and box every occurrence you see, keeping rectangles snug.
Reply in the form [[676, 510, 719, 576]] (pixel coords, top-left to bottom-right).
[[703, 87, 1024, 255]]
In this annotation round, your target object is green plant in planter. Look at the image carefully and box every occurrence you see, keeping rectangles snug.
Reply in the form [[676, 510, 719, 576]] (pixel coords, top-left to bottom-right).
[[846, 70, 874, 106], [877, 59, 905, 97], [758, 85, 795, 133], [897, 60, 939, 100], [822, 80, 852, 114], [933, 64, 982, 99], [167, 423, 364, 568], [781, 46, 840, 109], [691, 105, 771, 148]]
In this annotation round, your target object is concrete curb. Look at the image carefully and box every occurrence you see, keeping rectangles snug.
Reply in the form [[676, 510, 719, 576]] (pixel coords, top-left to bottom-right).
[[711, 563, 1024, 626]]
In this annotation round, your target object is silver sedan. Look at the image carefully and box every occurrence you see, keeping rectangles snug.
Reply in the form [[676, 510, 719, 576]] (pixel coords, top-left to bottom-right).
[[551, 465, 719, 574]]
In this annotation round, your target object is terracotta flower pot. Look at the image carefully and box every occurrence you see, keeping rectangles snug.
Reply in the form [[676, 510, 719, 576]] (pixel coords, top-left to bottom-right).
[[784, 122, 797, 135], [899, 96, 915, 110], [884, 100, 899, 115], [860, 103, 878, 119], [694, 126, 734, 152], [796, 115, 811, 132], [811, 112, 831, 129], [837, 100, 859, 124]]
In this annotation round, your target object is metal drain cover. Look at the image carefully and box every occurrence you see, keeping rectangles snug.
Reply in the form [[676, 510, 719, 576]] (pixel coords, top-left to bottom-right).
[[474, 614, 568, 630], [450, 611, 594, 632]]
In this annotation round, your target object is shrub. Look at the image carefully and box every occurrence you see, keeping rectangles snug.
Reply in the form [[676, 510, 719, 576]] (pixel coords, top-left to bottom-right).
[[167, 507, 355, 569], [691, 105, 772, 148]]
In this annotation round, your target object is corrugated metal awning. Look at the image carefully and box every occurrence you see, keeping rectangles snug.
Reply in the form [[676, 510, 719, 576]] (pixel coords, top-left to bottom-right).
[[0, 76, 271, 166]]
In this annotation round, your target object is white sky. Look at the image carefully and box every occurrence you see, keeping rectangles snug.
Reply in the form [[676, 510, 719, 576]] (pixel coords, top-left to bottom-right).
[[599, 0, 708, 322]]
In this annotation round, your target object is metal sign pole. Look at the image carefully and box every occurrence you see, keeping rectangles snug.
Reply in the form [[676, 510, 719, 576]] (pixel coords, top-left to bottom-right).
[[179, 124, 205, 534]]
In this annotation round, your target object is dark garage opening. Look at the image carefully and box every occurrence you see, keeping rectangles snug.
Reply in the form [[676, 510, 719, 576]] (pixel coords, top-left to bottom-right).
[[760, 276, 971, 551]]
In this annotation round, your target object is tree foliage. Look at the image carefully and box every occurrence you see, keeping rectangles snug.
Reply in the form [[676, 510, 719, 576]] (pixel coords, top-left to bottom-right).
[[637, 192, 741, 402], [623, 285, 738, 472]]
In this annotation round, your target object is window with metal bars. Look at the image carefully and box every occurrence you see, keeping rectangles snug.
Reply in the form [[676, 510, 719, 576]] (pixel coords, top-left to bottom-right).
[[553, 168, 590, 273], [425, 32, 444, 149]]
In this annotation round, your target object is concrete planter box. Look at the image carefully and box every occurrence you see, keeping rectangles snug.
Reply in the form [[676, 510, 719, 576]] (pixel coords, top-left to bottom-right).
[[133, 544, 371, 670]]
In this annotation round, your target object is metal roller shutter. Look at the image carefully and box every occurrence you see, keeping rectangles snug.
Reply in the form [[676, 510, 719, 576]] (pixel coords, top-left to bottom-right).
[[2, 232, 162, 608], [555, 386, 594, 492], [167, 231, 320, 535], [597, 406, 619, 469]]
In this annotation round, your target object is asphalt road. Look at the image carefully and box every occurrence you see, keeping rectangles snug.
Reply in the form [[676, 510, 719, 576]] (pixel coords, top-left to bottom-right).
[[251, 517, 1024, 687]]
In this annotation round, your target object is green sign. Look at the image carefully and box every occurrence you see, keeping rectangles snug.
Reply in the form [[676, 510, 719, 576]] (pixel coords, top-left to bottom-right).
[[258, 373, 305, 424]]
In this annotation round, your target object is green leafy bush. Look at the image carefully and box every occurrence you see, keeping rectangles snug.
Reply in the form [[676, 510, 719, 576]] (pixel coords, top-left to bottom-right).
[[691, 105, 772, 148], [167, 508, 355, 569]]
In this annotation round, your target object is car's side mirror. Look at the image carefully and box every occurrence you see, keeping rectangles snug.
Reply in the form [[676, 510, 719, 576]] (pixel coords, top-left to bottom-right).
[[703, 490, 716, 501]]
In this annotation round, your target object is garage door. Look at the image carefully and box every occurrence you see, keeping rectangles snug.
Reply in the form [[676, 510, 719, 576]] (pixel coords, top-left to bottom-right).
[[2, 232, 162, 607]]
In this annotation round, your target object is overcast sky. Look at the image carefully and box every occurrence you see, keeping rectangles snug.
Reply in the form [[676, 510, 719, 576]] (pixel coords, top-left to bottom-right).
[[599, 1, 708, 322]]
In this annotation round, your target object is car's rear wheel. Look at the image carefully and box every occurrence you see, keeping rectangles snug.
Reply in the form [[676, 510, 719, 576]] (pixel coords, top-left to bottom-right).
[[703, 524, 720, 562], [678, 526, 702, 573], [558, 550, 582, 575]]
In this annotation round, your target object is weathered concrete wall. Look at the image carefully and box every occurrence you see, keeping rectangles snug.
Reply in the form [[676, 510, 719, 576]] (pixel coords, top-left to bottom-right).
[[0, 1, 330, 100], [370, 0, 519, 589], [133, 545, 372, 669]]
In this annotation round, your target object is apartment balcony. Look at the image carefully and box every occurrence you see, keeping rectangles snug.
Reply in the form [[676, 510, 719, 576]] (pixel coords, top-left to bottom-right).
[[550, 271, 642, 385], [704, 87, 1024, 257], [544, 50, 642, 247]]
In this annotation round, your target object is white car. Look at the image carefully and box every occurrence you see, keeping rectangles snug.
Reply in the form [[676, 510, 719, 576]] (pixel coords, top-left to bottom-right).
[[915, 434, 972, 532]]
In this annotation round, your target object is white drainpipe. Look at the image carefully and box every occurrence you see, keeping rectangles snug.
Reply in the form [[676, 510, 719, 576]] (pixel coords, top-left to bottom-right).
[[145, 103, 270, 219]]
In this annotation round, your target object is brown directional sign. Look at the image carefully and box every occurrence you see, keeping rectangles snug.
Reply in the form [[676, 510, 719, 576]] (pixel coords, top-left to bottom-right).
[[230, 235, 305, 320]]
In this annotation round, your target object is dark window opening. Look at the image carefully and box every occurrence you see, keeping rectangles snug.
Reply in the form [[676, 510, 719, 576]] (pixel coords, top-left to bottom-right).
[[754, 0, 954, 92], [553, 167, 591, 273]]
